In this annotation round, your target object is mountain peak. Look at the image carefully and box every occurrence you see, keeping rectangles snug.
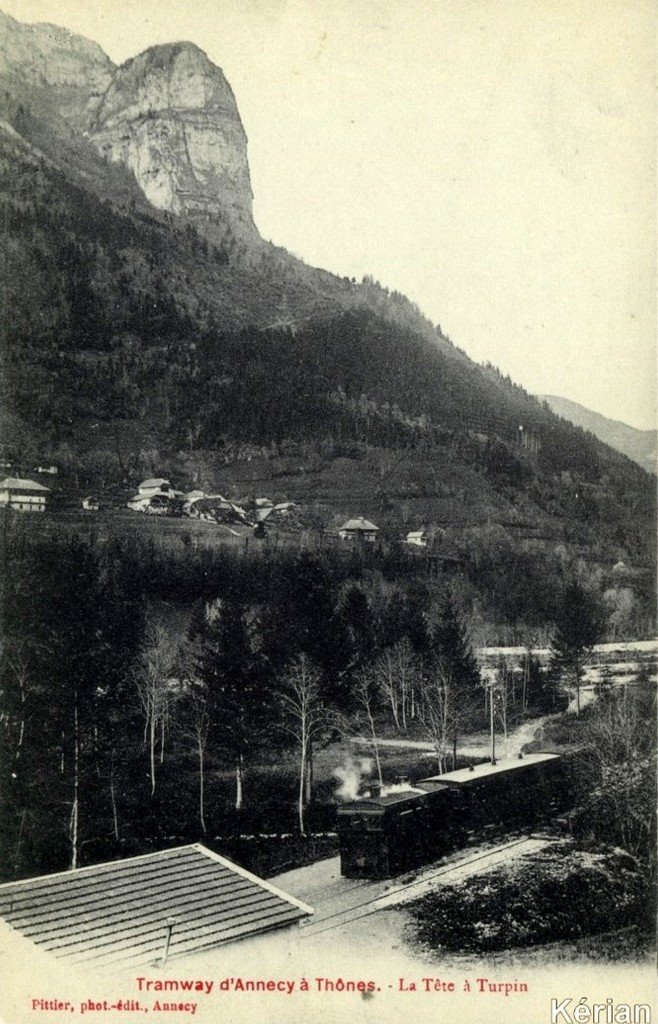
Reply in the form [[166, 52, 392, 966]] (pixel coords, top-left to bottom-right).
[[0, 7, 114, 125], [0, 9, 255, 236], [87, 37, 254, 232], [94, 39, 242, 126], [122, 40, 211, 67]]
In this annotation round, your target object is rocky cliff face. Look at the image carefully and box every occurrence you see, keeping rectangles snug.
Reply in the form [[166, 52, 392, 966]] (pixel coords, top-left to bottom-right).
[[0, 12, 256, 236], [88, 43, 255, 234], [0, 10, 114, 126]]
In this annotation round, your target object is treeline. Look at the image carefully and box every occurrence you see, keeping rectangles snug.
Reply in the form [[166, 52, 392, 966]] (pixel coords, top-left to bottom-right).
[[0, 532, 570, 881], [6, 508, 654, 642]]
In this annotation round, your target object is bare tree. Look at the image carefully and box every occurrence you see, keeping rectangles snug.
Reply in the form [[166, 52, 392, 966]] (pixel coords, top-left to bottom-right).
[[576, 683, 656, 863], [108, 748, 120, 842], [133, 622, 181, 795], [494, 662, 512, 747], [375, 647, 400, 729], [375, 638, 417, 731], [418, 661, 452, 773], [178, 638, 210, 835], [69, 683, 79, 869], [352, 667, 384, 786], [276, 654, 333, 835], [186, 680, 210, 833], [1, 642, 31, 766]]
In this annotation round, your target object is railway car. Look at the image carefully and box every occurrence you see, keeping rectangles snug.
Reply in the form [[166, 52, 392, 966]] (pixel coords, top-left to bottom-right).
[[337, 781, 463, 879], [418, 751, 566, 832], [337, 752, 570, 879]]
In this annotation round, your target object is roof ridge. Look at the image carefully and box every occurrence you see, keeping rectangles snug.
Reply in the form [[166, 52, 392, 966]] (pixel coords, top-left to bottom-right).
[[0, 844, 200, 890], [192, 844, 314, 917]]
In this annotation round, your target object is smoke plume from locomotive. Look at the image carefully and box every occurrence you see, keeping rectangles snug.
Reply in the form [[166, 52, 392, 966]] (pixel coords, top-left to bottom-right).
[[333, 755, 373, 800], [333, 756, 423, 800]]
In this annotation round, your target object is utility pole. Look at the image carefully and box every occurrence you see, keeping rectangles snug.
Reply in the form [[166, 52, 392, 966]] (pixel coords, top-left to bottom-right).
[[487, 678, 497, 765]]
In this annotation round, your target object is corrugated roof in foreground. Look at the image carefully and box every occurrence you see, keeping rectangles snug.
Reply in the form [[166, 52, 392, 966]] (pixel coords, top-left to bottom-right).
[[0, 844, 313, 970]]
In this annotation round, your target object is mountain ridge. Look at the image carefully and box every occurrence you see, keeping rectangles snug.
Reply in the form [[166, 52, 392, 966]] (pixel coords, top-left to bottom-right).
[[538, 395, 656, 475], [0, 9, 654, 567], [0, 12, 255, 237]]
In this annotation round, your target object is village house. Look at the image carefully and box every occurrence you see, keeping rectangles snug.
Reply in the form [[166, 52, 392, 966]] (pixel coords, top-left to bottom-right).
[[127, 494, 153, 512], [405, 530, 428, 547], [138, 477, 173, 497], [338, 517, 379, 543], [274, 501, 296, 514], [184, 489, 206, 503], [0, 477, 50, 512], [128, 478, 182, 513], [82, 496, 99, 511]]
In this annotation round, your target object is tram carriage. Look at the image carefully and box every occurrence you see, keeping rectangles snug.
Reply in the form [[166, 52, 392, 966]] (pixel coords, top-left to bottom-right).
[[337, 752, 570, 879]]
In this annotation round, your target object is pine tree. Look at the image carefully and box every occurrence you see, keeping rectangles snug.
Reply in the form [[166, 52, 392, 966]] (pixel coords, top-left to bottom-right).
[[198, 600, 270, 811], [429, 591, 480, 690], [550, 581, 605, 713]]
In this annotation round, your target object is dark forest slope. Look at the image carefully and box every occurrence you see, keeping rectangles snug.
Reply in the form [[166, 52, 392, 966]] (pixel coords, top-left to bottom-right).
[[0, 119, 654, 565], [0, 7, 654, 566]]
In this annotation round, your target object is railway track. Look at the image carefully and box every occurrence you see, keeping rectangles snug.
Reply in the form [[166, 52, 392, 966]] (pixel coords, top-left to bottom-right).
[[300, 835, 550, 939]]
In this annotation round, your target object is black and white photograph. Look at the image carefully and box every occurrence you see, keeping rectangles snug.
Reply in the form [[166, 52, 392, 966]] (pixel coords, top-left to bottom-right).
[[0, 2, 656, 1022]]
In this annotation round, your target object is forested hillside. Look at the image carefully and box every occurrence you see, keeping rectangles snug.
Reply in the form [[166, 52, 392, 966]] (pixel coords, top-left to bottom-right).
[[0, 118, 654, 568]]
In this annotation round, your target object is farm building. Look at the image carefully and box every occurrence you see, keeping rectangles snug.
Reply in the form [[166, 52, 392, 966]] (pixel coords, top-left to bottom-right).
[[138, 478, 173, 497], [0, 477, 50, 512], [81, 496, 99, 511], [184, 495, 248, 523], [127, 494, 176, 514], [338, 517, 379, 543], [0, 844, 313, 970], [405, 530, 427, 547], [274, 501, 296, 514], [127, 494, 151, 512]]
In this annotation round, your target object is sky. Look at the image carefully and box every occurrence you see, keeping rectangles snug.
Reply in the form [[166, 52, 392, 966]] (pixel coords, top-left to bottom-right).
[[4, 0, 656, 430]]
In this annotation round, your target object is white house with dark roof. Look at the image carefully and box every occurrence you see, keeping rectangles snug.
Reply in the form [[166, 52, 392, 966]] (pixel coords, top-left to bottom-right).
[[0, 477, 50, 512], [338, 517, 379, 543], [138, 478, 172, 497], [0, 844, 313, 971], [405, 530, 427, 547]]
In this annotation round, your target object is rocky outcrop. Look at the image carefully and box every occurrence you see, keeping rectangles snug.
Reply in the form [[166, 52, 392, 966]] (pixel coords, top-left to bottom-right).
[[0, 9, 114, 126], [0, 13, 256, 236], [87, 43, 255, 234]]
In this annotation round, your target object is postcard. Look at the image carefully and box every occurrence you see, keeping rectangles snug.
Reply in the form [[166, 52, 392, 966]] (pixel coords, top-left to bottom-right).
[[0, 2, 655, 1023]]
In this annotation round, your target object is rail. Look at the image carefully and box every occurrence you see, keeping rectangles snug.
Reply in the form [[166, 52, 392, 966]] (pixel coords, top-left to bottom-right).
[[301, 835, 549, 938]]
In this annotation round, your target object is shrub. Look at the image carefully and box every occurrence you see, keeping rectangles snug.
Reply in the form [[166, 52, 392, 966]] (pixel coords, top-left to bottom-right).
[[407, 845, 647, 952]]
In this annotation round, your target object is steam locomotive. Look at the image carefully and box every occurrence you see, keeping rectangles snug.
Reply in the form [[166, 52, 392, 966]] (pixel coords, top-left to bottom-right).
[[337, 751, 571, 879]]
